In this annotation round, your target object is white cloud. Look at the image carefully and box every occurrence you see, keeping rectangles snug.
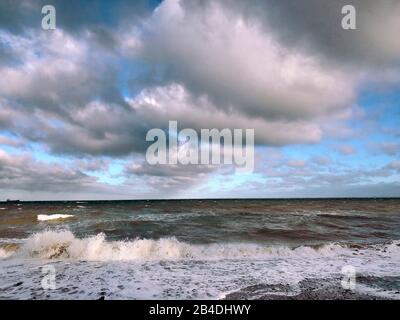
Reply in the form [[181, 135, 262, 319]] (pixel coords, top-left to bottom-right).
[[134, 0, 357, 122], [130, 83, 330, 146]]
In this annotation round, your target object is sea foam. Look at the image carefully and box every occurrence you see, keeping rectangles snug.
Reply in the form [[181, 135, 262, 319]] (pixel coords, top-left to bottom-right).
[[18, 230, 400, 262], [0, 247, 15, 259]]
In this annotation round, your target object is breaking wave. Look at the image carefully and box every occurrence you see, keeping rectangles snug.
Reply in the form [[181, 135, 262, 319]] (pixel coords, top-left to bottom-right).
[[17, 230, 400, 262], [0, 243, 19, 259], [0, 248, 13, 259]]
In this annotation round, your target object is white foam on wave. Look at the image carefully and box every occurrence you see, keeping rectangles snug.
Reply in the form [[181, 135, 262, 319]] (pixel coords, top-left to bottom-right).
[[132, 212, 206, 222], [1, 231, 400, 299], [18, 230, 400, 262], [0, 248, 13, 259], [37, 214, 75, 221], [0, 249, 8, 259]]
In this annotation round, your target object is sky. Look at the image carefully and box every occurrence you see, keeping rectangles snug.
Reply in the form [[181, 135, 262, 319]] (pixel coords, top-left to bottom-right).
[[0, 0, 399, 200]]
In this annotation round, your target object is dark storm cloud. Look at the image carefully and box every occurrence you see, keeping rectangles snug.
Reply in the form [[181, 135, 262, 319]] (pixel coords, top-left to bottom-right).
[[126, 161, 216, 177], [0, 0, 38, 33], [43, 118, 150, 156], [0, 0, 156, 158], [1, 0, 399, 156], [0, 29, 131, 113], [124, 160, 219, 194], [0, 107, 12, 129], [0, 151, 98, 192], [133, 0, 399, 129], [0, 24, 150, 157], [137, 0, 357, 122], [48, 0, 151, 32], [0, 0, 151, 33], [184, 0, 400, 68], [0, 1, 151, 68], [0, 100, 151, 157], [0, 0, 363, 158], [0, 0, 399, 199]]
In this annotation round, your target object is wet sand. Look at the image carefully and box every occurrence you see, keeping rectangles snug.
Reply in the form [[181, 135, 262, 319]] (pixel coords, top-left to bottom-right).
[[223, 276, 400, 300]]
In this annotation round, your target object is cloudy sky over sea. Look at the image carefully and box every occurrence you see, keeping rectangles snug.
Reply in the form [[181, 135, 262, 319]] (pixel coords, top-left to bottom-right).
[[0, 0, 399, 200]]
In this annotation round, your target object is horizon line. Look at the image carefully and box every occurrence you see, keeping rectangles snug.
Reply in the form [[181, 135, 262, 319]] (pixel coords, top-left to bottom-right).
[[2, 196, 400, 203]]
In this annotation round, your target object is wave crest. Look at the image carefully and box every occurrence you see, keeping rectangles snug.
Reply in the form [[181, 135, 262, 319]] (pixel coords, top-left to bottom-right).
[[0, 248, 13, 259], [18, 230, 364, 262], [37, 214, 75, 221], [12, 230, 400, 262]]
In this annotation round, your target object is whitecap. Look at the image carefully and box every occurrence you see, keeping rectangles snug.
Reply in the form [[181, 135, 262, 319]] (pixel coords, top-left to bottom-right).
[[37, 214, 75, 221], [19, 229, 398, 262]]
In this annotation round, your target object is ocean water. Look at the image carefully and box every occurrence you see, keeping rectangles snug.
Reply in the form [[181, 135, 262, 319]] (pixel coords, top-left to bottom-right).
[[0, 199, 400, 299]]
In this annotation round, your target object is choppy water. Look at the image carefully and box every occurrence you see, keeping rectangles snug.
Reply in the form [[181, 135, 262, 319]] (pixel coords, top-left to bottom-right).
[[0, 199, 400, 299]]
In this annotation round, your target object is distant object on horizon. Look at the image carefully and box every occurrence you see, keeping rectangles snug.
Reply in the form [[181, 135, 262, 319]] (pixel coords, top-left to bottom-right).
[[5, 199, 20, 203]]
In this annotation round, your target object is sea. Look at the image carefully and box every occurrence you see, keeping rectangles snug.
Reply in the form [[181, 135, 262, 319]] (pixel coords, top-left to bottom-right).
[[0, 198, 399, 299]]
